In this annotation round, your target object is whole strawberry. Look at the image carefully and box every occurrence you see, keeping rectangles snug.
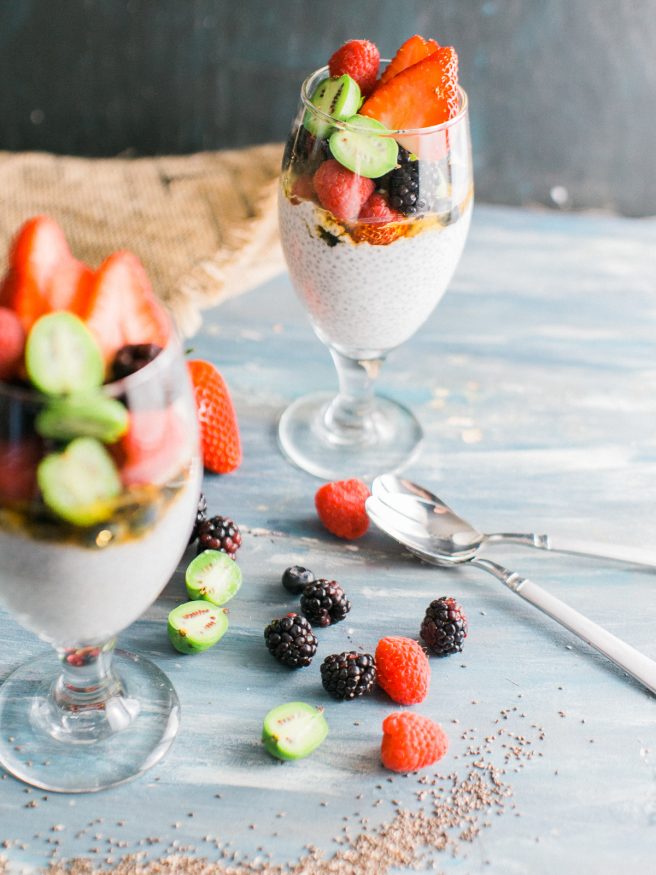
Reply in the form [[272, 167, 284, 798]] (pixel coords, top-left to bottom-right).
[[315, 478, 370, 540], [381, 711, 448, 773], [187, 359, 242, 474], [328, 39, 380, 97]]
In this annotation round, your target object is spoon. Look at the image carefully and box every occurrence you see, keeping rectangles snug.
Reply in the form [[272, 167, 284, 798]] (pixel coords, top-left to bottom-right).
[[365, 494, 656, 696], [372, 474, 656, 570]]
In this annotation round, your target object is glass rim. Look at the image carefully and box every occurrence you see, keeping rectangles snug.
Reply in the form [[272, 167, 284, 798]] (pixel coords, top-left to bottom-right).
[[300, 62, 469, 137], [0, 310, 181, 404]]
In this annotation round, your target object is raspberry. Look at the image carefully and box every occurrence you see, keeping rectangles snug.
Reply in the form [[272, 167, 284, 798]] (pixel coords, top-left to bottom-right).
[[352, 193, 406, 245], [328, 39, 380, 97], [315, 478, 370, 540], [381, 711, 448, 772], [420, 596, 468, 656], [375, 636, 430, 705], [313, 160, 375, 223], [0, 306, 25, 381]]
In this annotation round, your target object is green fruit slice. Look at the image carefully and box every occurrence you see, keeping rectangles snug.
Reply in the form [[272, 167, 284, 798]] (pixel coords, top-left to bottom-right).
[[185, 550, 242, 606], [26, 312, 104, 396], [262, 702, 329, 762], [37, 437, 122, 526], [35, 393, 129, 444], [304, 74, 361, 138], [329, 115, 399, 178], [167, 600, 229, 654]]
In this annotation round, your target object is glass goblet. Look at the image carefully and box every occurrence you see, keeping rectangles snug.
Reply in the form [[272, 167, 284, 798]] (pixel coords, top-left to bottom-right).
[[0, 330, 201, 792], [278, 65, 473, 480]]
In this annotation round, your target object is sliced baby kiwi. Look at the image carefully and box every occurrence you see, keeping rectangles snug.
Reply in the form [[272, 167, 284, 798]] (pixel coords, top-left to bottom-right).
[[26, 312, 104, 395], [329, 115, 399, 178], [37, 437, 122, 526], [167, 600, 229, 654], [303, 74, 361, 138], [35, 392, 129, 444], [185, 550, 242, 606], [262, 702, 329, 762]]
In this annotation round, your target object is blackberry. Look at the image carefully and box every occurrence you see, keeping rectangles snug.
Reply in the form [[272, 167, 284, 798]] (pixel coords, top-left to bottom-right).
[[387, 148, 445, 216], [283, 125, 330, 175], [264, 613, 318, 668], [320, 651, 376, 700], [110, 343, 163, 381], [282, 565, 315, 595], [300, 579, 351, 627], [420, 596, 468, 656], [188, 492, 208, 545], [197, 514, 241, 558]]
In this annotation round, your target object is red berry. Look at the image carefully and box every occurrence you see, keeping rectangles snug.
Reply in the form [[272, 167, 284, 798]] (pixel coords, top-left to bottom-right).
[[315, 478, 370, 540], [291, 174, 315, 202], [380, 35, 440, 86], [328, 39, 380, 97], [188, 359, 242, 475], [375, 636, 430, 705], [381, 711, 448, 772], [0, 306, 25, 380], [353, 193, 405, 245], [313, 160, 375, 223]]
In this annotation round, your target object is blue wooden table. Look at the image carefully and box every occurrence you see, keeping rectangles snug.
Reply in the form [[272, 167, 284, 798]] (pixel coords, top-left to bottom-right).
[[1, 204, 655, 873]]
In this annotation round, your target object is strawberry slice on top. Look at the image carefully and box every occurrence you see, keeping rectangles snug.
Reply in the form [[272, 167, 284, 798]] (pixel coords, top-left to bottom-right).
[[379, 34, 440, 85], [360, 46, 459, 130], [83, 251, 170, 364]]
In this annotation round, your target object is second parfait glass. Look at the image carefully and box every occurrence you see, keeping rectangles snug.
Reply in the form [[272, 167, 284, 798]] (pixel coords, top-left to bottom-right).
[[278, 65, 473, 480]]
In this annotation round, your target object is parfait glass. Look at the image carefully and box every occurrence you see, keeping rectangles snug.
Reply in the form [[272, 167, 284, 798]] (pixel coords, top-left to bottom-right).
[[278, 64, 473, 479], [0, 330, 201, 792]]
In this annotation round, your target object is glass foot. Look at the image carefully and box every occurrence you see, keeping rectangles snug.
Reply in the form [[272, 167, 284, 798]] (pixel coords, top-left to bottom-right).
[[278, 390, 423, 480], [0, 649, 180, 792]]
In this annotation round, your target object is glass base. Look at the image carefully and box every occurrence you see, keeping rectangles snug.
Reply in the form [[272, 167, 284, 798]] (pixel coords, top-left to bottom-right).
[[278, 390, 423, 480], [0, 649, 180, 792]]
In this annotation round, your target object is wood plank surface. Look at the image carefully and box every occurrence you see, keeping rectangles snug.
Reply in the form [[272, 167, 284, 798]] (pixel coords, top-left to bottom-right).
[[1, 204, 655, 873]]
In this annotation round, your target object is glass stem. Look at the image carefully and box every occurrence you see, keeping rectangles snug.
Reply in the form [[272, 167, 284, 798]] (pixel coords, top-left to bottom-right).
[[323, 350, 384, 444]]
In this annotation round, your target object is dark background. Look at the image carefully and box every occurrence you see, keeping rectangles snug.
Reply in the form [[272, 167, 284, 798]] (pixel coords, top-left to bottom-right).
[[1, 0, 655, 215]]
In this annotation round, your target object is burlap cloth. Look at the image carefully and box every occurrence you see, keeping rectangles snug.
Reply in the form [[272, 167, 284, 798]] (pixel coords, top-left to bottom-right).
[[0, 143, 285, 335]]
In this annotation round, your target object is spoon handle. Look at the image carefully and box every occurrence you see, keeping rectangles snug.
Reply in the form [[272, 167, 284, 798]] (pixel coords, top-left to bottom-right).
[[470, 556, 656, 696], [485, 533, 656, 570]]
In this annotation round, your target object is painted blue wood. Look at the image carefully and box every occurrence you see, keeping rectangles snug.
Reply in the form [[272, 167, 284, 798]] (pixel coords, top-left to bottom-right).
[[1, 204, 655, 872]]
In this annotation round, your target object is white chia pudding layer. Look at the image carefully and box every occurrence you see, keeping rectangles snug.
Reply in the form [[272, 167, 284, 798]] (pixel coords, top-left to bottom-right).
[[279, 191, 472, 357]]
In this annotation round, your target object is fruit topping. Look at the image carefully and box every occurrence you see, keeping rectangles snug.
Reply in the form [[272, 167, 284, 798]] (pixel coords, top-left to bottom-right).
[[375, 636, 430, 705], [352, 193, 405, 245], [420, 596, 468, 656], [315, 478, 371, 540], [167, 600, 229, 654], [313, 159, 375, 222], [379, 34, 440, 85], [361, 47, 459, 130], [83, 250, 170, 364], [381, 711, 448, 772], [386, 147, 448, 215], [188, 491, 208, 544], [262, 702, 328, 761], [0, 438, 41, 504], [329, 114, 399, 178], [110, 343, 163, 381], [284, 126, 331, 177], [0, 215, 92, 332], [25, 312, 104, 396], [304, 74, 362, 138], [187, 359, 242, 475], [185, 549, 242, 606], [35, 393, 129, 444], [0, 306, 25, 381], [300, 578, 351, 627], [264, 613, 318, 668], [282, 565, 315, 595], [328, 39, 380, 97], [37, 436, 122, 526], [196, 514, 241, 558], [320, 651, 377, 701], [119, 407, 189, 487]]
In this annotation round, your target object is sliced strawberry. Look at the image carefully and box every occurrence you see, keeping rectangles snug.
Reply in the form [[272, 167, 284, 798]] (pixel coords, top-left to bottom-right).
[[0, 307, 26, 381], [119, 408, 190, 487], [361, 47, 459, 130], [379, 35, 440, 85], [0, 216, 92, 331], [83, 251, 170, 364]]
